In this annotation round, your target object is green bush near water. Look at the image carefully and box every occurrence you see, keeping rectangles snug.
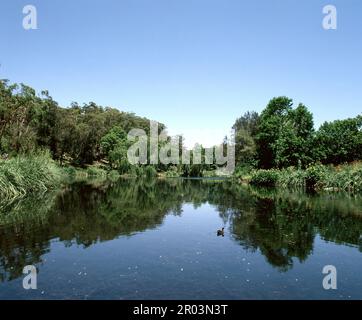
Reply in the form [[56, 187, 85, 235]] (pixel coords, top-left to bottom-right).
[[304, 164, 329, 190], [326, 164, 362, 192], [126, 165, 158, 178], [85, 166, 108, 177], [0, 152, 61, 201], [277, 167, 306, 189], [250, 169, 279, 187], [248, 162, 362, 193]]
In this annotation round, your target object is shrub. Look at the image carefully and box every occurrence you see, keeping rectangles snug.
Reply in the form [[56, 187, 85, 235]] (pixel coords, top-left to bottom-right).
[[61, 166, 77, 176], [250, 169, 279, 187], [234, 165, 254, 179], [86, 166, 107, 177], [0, 151, 60, 201], [128, 165, 141, 177], [305, 164, 329, 190], [108, 170, 120, 180], [165, 166, 181, 177], [144, 166, 157, 178], [330, 164, 362, 192], [278, 167, 306, 189]]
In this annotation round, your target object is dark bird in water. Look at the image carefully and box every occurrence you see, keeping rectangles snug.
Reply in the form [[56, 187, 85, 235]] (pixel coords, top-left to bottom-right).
[[217, 227, 225, 237]]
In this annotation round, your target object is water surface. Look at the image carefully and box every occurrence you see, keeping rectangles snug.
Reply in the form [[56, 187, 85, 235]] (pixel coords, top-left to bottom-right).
[[0, 178, 361, 299]]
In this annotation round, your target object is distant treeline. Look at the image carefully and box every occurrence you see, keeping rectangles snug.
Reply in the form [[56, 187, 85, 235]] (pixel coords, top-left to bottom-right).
[[0, 80, 220, 177], [0, 80, 164, 166], [1, 80, 361, 176]]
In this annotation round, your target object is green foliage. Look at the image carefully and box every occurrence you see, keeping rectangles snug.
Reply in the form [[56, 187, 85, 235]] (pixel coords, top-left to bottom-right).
[[164, 166, 179, 177], [314, 116, 362, 165], [100, 126, 130, 173], [232, 111, 259, 166], [61, 166, 77, 176], [0, 80, 165, 166], [143, 165, 157, 178], [246, 162, 362, 193], [255, 97, 293, 168], [274, 104, 314, 168], [305, 164, 329, 190], [233, 164, 254, 180], [2, 79, 362, 182], [320, 163, 362, 192], [250, 169, 279, 187], [85, 166, 108, 177], [336, 166, 362, 192], [254, 98, 314, 169], [303, 163, 362, 193], [0, 82, 44, 154], [126, 165, 158, 178], [181, 164, 205, 177], [277, 167, 305, 189], [108, 170, 121, 180], [234, 97, 360, 172], [128, 165, 142, 177], [100, 126, 127, 155], [0, 151, 60, 201]]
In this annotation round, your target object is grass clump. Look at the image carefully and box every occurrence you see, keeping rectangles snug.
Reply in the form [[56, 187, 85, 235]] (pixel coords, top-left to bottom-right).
[[85, 166, 108, 177], [250, 169, 279, 187], [277, 167, 305, 189], [325, 162, 362, 192], [0, 151, 61, 202], [165, 166, 181, 178]]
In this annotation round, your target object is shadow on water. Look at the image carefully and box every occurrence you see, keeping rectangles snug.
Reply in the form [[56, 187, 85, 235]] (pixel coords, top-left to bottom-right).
[[0, 178, 362, 282]]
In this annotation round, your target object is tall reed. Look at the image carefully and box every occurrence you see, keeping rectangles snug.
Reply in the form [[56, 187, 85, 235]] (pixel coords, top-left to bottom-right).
[[0, 151, 61, 202]]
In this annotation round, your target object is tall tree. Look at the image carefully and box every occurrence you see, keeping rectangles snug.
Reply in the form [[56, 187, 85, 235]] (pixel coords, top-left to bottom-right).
[[274, 103, 314, 168], [255, 97, 293, 168], [232, 111, 259, 166]]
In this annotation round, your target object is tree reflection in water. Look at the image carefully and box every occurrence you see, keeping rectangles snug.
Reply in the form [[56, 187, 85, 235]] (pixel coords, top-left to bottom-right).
[[0, 178, 362, 281]]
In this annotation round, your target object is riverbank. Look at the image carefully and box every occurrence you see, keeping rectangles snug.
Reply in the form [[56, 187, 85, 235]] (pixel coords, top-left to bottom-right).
[[0, 153, 174, 202], [0, 153, 120, 202], [236, 162, 362, 193], [2, 152, 362, 205]]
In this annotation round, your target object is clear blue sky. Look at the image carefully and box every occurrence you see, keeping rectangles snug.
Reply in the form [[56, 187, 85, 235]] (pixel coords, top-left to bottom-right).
[[1, 0, 361, 147]]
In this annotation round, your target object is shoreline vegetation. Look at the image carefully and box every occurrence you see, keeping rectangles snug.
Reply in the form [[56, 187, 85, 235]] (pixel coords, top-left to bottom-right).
[[0, 152, 60, 202], [1, 80, 362, 201], [239, 162, 362, 193], [1, 152, 362, 204]]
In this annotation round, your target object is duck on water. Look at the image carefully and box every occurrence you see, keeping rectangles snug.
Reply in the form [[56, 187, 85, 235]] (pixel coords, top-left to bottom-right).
[[217, 227, 225, 237]]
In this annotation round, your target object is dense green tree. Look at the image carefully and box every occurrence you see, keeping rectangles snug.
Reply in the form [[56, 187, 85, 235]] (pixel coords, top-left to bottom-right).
[[33, 90, 59, 156], [0, 82, 42, 154], [255, 97, 293, 168], [314, 116, 362, 165], [0, 80, 165, 167], [100, 126, 130, 172], [251, 98, 315, 169], [232, 111, 259, 166], [274, 104, 314, 168]]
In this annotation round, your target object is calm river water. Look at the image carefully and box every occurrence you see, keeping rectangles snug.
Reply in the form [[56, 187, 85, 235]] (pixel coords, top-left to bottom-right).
[[0, 178, 361, 299]]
